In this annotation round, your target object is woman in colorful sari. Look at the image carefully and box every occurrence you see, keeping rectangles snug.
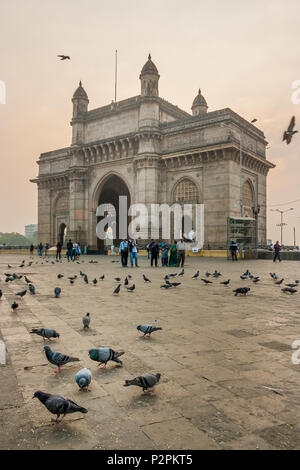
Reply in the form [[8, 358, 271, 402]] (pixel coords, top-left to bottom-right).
[[169, 241, 178, 267]]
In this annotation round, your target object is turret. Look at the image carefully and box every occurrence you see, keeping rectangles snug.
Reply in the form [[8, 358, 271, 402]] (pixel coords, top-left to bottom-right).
[[191, 89, 208, 116], [71, 81, 89, 145]]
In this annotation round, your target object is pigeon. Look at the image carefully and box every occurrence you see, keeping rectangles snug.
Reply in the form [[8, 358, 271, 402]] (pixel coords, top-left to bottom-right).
[[83, 274, 88, 284], [124, 277, 129, 286], [88, 348, 124, 368], [16, 290, 27, 299], [160, 284, 172, 289], [33, 391, 87, 422], [75, 368, 92, 391], [92, 278, 98, 286], [0, 289, 2, 300], [11, 301, 19, 311], [143, 274, 151, 283], [169, 273, 177, 278], [128, 275, 132, 279], [205, 272, 211, 277], [44, 345, 80, 373], [124, 373, 161, 393], [178, 269, 184, 276], [57, 274, 64, 279], [243, 270, 250, 276], [57, 54, 71, 61], [201, 278, 212, 284], [137, 324, 162, 337], [253, 278, 260, 283], [24, 276, 32, 284], [285, 283, 297, 288], [54, 287, 61, 298], [113, 284, 121, 295], [233, 287, 251, 296], [282, 288, 297, 294], [70, 279, 74, 285], [192, 271, 200, 279], [30, 328, 60, 340], [114, 277, 121, 282], [29, 284, 36, 295], [68, 276, 77, 280], [164, 275, 170, 281], [240, 275, 247, 280], [126, 284, 135, 292], [99, 275, 105, 280], [275, 279, 284, 285], [171, 282, 181, 287], [220, 279, 230, 286], [82, 313, 90, 329], [283, 116, 298, 144]]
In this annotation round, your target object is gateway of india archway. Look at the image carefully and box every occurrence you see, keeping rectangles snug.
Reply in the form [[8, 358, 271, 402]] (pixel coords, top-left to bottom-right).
[[31, 55, 274, 251]]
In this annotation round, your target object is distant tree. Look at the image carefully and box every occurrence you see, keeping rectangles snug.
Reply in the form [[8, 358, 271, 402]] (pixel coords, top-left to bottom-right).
[[0, 232, 32, 246]]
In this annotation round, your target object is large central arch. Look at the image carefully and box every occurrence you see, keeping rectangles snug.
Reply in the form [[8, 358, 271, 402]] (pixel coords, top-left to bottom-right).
[[96, 174, 131, 252]]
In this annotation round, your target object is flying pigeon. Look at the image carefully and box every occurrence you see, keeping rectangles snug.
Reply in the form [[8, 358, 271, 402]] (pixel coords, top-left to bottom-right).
[[283, 116, 298, 144], [88, 348, 124, 368], [54, 287, 61, 298], [124, 373, 161, 393], [44, 345, 79, 373], [143, 274, 151, 283], [137, 324, 162, 338], [113, 284, 121, 295], [57, 54, 71, 61], [30, 328, 60, 340], [32, 391, 87, 423], [75, 368, 92, 391], [82, 313, 90, 329]]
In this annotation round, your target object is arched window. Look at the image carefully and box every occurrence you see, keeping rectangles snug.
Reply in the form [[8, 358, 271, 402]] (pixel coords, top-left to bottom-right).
[[173, 179, 198, 203]]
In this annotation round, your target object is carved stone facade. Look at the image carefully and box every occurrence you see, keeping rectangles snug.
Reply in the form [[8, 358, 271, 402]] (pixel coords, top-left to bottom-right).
[[31, 55, 275, 249]]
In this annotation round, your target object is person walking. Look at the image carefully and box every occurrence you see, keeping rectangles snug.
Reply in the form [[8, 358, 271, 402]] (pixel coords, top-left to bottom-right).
[[120, 239, 129, 267], [29, 244, 34, 256], [56, 241, 62, 260], [129, 238, 139, 267], [66, 239, 73, 261], [273, 241, 281, 262], [150, 240, 159, 267], [230, 240, 238, 261], [38, 242, 43, 257], [176, 239, 186, 267]]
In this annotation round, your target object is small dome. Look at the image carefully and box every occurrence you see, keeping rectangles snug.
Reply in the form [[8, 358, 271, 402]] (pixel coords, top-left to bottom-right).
[[192, 89, 207, 109], [140, 54, 159, 76], [73, 81, 88, 100]]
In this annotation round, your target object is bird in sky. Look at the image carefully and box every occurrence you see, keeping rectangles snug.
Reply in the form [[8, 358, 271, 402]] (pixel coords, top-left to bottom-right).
[[57, 54, 70, 60], [283, 116, 298, 144]]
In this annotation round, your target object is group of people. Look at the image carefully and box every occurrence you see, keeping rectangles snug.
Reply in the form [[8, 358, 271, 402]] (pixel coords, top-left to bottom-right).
[[66, 240, 82, 261], [146, 239, 186, 268], [35, 242, 50, 257], [119, 238, 139, 267]]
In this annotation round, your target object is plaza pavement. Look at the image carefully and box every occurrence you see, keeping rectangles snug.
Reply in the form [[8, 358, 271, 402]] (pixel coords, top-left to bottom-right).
[[1, 253, 300, 450]]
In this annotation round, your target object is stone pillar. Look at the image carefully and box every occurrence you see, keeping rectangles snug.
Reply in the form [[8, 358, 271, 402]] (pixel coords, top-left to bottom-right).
[[37, 185, 51, 244], [68, 173, 88, 246]]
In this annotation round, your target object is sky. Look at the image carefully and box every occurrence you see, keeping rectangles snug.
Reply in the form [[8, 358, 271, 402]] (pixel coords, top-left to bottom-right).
[[0, 0, 300, 244]]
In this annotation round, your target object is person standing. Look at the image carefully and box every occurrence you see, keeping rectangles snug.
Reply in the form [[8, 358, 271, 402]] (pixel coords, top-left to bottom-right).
[[169, 241, 178, 267], [273, 241, 281, 262], [176, 239, 186, 267], [56, 241, 62, 260], [129, 238, 138, 267], [29, 244, 34, 256], [120, 239, 129, 267], [66, 239, 73, 261], [111, 243, 115, 256], [230, 240, 238, 261], [150, 240, 159, 267], [161, 241, 169, 267], [38, 242, 43, 257]]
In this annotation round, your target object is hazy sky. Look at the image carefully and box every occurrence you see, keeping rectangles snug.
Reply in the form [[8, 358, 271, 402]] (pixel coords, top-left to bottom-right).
[[1, 0, 300, 244]]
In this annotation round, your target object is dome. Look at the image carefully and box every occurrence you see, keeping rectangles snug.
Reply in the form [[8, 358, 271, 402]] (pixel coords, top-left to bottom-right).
[[192, 89, 207, 109], [140, 54, 159, 76], [73, 81, 88, 100]]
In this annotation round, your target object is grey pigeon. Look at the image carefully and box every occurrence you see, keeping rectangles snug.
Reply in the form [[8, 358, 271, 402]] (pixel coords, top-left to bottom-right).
[[233, 287, 250, 296], [83, 274, 88, 284], [143, 274, 151, 283], [124, 373, 161, 392], [220, 279, 230, 285], [44, 345, 79, 373], [29, 284, 36, 295], [99, 275, 105, 280], [54, 287, 61, 298], [137, 324, 162, 337], [75, 368, 92, 390], [82, 313, 90, 329], [88, 348, 124, 368], [201, 278, 212, 284], [178, 269, 184, 276], [113, 284, 121, 295], [283, 116, 298, 144], [33, 390, 87, 422], [275, 279, 284, 285], [11, 301, 18, 311], [16, 290, 27, 299], [30, 328, 60, 340], [282, 288, 297, 294], [192, 271, 200, 279], [126, 284, 135, 292]]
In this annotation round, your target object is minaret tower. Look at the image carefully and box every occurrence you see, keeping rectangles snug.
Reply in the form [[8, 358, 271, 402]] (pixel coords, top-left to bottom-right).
[[71, 81, 89, 145]]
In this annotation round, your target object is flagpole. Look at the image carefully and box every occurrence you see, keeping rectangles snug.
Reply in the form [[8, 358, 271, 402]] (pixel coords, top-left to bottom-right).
[[114, 49, 117, 103]]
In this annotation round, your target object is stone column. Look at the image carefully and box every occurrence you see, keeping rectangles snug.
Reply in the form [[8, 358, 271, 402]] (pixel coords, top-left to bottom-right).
[[37, 185, 51, 244]]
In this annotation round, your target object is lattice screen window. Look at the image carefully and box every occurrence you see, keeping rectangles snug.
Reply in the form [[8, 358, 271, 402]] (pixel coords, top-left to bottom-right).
[[242, 181, 253, 209], [174, 179, 198, 203], [55, 195, 69, 212]]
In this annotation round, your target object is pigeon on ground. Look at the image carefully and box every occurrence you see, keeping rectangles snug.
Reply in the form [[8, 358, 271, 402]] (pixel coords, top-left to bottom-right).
[[99, 275, 105, 280], [0, 289, 2, 300], [160, 284, 172, 289], [178, 269, 184, 276], [285, 283, 297, 288], [124, 373, 161, 393], [126, 284, 135, 292], [169, 273, 177, 278], [233, 287, 251, 296], [283, 116, 298, 144], [57, 274, 64, 279], [220, 279, 230, 285], [92, 278, 98, 286], [113, 284, 121, 295], [68, 276, 77, 280], [29, 284, 36, 295], [253, 278, 260, 283], [275, 279, 284, 285], [88, 348, 124, 368], [16, 290, 27, 299], [33, 391, 87, 423], [115, 277, 121, 282], [137, 324, 162, 337], [192, 271, 200, 279], [24, 276, 32, 284], [143, 274, 151, 283], [44, 345, 80, 374], [124, 277, 129, 286], [201, 278, 212, 284], [75, 368, 92, 391], [54, 287, 61, 298], [57, 54, 71, 60], [128, 275, 132, 279], [30, 328, 60, 340], [205, 272, 211, 277], [11, 301, 19, 311], [83, 274, 88, 284], [240, 275, 247, 280], [82, 313, 90, 329], [171, 282, 181, 287], [282, 288, 297, 294]]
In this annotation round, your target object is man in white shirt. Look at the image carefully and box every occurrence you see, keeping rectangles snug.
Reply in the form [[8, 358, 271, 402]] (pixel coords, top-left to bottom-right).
[[177, 239, 186, 267], [129, 238, 139, 267]]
